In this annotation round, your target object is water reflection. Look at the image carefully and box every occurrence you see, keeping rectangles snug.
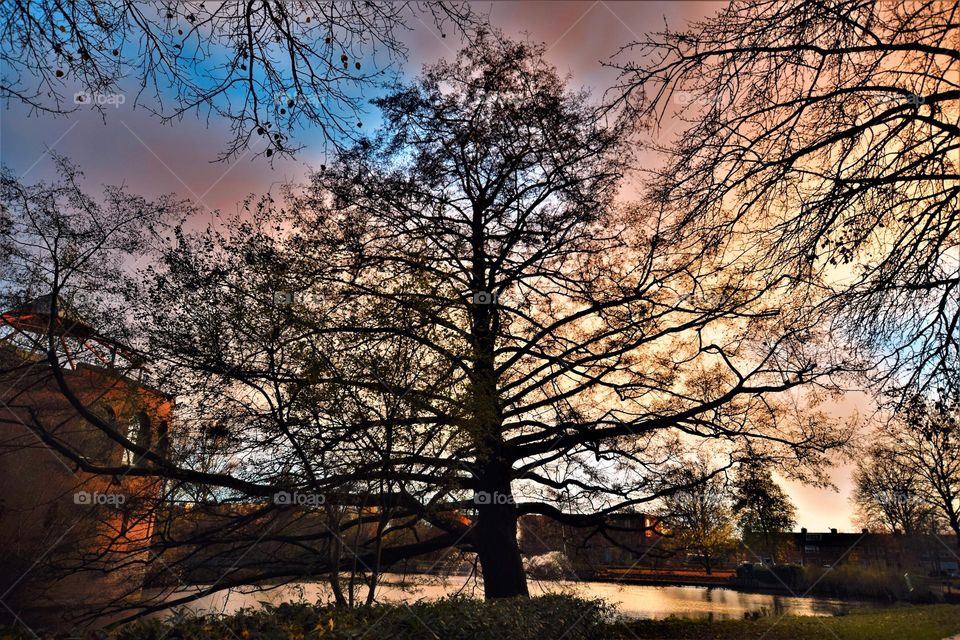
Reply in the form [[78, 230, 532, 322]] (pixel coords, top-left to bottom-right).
[[159, 574, 881, 621]]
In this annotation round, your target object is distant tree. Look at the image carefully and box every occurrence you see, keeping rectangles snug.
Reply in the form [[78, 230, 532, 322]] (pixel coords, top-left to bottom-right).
[[614, 0, 960, 395], [0, 154, 174, 328], [879, 392, 960, 550], [0, 34, 854, 620], [852, 443, 938, 536], [0, 0, 479, 160], [731, 463, 796, 561], [658, 457, 738, 575]]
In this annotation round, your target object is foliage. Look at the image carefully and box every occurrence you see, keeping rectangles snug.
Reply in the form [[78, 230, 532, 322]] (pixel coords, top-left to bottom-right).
[[735, 563, 803, 590], [608, 604, 960, 640], [4, 600, 960, 640], [737, 557, 945, 602], [109, 595, 609, 640], [732, 465, 795, 536], [732, 463, 796, 560], [796, 565, 939, 602], [657, 457, 738, 574]]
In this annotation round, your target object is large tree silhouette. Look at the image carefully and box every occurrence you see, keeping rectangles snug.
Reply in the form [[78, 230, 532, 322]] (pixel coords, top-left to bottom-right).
[[1, 34, 853, 620]]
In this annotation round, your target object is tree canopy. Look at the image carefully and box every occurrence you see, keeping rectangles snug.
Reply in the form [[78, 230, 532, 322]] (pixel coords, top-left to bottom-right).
[[657, 456, 738, 575], [1, 32, 855, 617], [1, 0, 479, 160], [855, 392, 960, 547], [613, 0, 959, 394]]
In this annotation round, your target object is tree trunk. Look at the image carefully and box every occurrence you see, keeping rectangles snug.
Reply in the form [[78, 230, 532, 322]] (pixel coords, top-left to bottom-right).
[[950, 516, 960, 554], [474, 462, 528, 598], [467, 227, 527, 598], [325, 504, 347, 607]]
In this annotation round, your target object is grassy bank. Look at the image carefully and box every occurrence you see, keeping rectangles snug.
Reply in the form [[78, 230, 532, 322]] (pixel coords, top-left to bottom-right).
[[3, 597, 959, 640], [610, 605, 960, 639]]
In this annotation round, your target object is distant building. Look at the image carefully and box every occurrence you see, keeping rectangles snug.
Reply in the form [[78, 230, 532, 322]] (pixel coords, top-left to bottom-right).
[[782, 527, 959, 573], [518, 512, 960, 578], [0, 295, 173, 624]]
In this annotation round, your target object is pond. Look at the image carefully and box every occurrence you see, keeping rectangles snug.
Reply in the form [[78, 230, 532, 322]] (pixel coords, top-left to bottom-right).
[[160, 574, 883, 621]]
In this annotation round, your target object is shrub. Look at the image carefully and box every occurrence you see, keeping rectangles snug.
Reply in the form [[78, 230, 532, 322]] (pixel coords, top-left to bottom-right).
[[736, 563, 803, 589], [798, 565, 938, 602], [109, 594, 610, 640]]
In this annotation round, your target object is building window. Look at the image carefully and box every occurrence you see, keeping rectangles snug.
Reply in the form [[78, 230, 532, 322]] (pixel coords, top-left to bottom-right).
[[157, 420, 169, 459], [89, 402, 118, 464], [804, 545, 819, 553], [123, 412, 151, 465]]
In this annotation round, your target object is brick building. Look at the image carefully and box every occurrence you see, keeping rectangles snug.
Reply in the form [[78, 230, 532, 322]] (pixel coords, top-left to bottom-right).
[[784, 528, 959, 573], [0, 295, 173, 624]]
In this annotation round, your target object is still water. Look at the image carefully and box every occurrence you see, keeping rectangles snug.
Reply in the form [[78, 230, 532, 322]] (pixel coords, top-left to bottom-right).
[[162, 574, 880, 621]]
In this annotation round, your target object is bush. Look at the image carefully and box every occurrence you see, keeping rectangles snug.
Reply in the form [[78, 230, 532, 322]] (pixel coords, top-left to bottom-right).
[[108, 594, 611, 640], [736, 563, 803, 589], [797, 565, 938, 602], [734, 563, 940, 602]]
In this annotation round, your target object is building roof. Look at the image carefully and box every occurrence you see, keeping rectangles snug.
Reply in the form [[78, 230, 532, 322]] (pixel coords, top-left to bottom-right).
[[2, 293, 100, 338], [1, 293, 144, 368]]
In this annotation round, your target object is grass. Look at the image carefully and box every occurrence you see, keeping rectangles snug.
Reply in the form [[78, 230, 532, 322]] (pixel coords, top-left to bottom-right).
[[2, 597, 958, 639], [607, 604, 960, 639]]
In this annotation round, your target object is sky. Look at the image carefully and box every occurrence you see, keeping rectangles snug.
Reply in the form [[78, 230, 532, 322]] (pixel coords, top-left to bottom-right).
[[0, 1, 863, 531]]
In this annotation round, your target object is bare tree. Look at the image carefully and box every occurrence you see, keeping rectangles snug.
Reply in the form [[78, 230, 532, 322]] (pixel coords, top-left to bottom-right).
[[0, 0, 479, 160], [0, 157, 178, 621], [878, 392, 960, 549], [1, 33, 855, 623], [0, 154, 175, 332], [852, 443, 938, 535], [657, 456, 737, 575], [613, 0, 960, 393]]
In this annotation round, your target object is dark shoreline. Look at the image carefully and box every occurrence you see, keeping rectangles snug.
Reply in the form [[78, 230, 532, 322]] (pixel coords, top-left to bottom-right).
[[389, 570, 959, 604]]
